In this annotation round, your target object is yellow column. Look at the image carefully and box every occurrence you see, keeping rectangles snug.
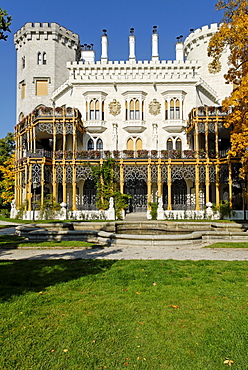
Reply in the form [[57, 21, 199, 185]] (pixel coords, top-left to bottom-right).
[[167, 160, 172, 210], [215, 120, 219, 158], [205, 162, 210, 204], [41, 161, 45, 207], [72, 162, 77, 211], [157, 159, 162, 198], [63, 162, 67, 204], [52, 163, 57, 203], [28, 161, 32, 211], [228, 161, 233, 207], [215, 163, 220, 206], [147, 160, 152, 209], [120, 160, 124, 194], [195, 163, 200, 211]]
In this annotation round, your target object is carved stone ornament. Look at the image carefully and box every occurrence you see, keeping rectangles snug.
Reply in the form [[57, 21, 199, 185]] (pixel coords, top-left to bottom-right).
[[148, 99, 161, 116], [109, 99, 121, 116]]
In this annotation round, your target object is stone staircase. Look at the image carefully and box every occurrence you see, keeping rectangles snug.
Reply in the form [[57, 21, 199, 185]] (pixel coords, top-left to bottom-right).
[[124, 212, 148, 221]]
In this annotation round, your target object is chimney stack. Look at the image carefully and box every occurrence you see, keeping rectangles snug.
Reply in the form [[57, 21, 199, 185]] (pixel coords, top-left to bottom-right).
[[176, 35, 184, 61], [151, 26, 159, 61], [101, 29, 108, 62], [129, 28, 136, 62]]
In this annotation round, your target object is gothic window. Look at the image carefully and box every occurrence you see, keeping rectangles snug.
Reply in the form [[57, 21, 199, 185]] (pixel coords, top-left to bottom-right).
[[136, 138, 142, 150], [128, 99, 140, 120], [21, 82, 26, 99], [96, 138, 103, 150], [170, 100, 174, 119], [37, 52, 42, 65], [176, 138, 182, 150], [22, 56, 25, 69], [89, 99, 101, 120], [167, 138, 173, 151], [43, 52, 47, 65], [87, 138, 94, 150], [127, 138, 134, 150], [165, 98, 183, 120]]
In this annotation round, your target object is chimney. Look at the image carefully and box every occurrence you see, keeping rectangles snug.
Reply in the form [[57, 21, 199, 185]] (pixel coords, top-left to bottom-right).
[[175, 35, 184, 61], [101, 29, 108, 62], [81, 44, 95, 63], [151, 26, 159, 61], [129, 28, 136, 62]]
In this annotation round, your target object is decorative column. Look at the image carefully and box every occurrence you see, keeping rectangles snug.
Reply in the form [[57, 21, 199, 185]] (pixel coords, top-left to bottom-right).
[[41, 161, 45, 207], [120, 159, 124, 193], [152, 123, 158, 150], [28, 161, 32, 211], [195, 163, 200, 210], [215, 120, 219, 158], [112, 123, 118, 151], [72, 162, 77, 211], [215, 163, 220, 206], [52, 163, 57, 203], [167, 160, 172, 210], [157, 159, 162, 198], [205, 162, 210, 204], [147, 160, 152, 209], [62, 162, 67, 204]]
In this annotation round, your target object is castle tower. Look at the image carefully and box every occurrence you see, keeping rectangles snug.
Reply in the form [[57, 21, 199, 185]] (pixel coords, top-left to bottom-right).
[[14, 22, 80, 122], [184, 24, 232, 101]]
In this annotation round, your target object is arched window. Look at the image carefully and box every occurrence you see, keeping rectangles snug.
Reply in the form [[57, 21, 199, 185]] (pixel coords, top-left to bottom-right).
[[175, 99, 180, 119], [136, 138, 142, 150], [43, 52, 47, 65], [22, 56, 25, 69], [87, 138, 94, 150], [170, 100, 174, 119], [176, 138, 182, 150], [127, 138, 134, 150], [37, 52, 42, 65], [130, 100, 134, 120], [89, 100, 95, 120], [95, 100, 100, 120], [88, 99, 101, 120], [167, 138, 173, 151], [128, 99, 140, 120], [165, 101, 168, 120], [96, 138, 103, 150]]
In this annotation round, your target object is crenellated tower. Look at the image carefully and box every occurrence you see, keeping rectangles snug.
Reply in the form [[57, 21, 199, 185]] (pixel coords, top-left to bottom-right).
[[184, 24, 232, 101], [14, 22, 80, 122]]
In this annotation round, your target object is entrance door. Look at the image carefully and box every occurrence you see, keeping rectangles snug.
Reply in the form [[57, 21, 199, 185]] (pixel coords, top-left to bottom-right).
[[124, 178, 147, 212], [83, 179, 97, 210], [163, 179, 187, 210]]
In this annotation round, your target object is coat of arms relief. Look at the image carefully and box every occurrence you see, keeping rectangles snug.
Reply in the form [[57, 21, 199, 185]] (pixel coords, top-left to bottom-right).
[[148, 99, 161, 116], [109, 99, 121, 116]]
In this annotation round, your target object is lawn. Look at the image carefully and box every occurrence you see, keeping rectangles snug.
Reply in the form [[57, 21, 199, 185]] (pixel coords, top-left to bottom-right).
[[0, 259, 247, 369]]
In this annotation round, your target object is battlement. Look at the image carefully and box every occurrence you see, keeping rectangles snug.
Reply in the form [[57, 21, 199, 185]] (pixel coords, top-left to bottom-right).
[[14, 22, 80, 49], [184, 23, 219, 56]]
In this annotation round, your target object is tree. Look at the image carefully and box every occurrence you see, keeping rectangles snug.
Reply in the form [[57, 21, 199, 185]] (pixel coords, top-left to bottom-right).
[[208, 0, 248, 176], [0, 154, 15, 206], [0, 132, 15, 167], [0, 8, 11, 41]]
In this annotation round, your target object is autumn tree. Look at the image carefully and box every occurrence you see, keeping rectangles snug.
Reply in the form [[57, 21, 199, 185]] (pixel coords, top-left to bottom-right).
[[0, 154, 15, 206], [208, 0, 248, 175], [0, 8, 11, 41]]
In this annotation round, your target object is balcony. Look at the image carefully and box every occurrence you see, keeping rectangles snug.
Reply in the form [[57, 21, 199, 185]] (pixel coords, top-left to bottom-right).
[[123, 120, 146, 133], [162, 119, 186, 133], [85, 120, 107, 133]]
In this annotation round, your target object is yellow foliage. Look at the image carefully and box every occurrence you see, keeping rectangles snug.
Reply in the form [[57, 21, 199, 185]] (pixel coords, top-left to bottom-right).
[[208, 0, 248, 176], [0, 154, 15, 204]]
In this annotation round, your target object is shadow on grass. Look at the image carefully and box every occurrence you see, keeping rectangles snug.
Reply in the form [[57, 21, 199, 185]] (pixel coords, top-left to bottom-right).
[[0, 258, 117, 302]]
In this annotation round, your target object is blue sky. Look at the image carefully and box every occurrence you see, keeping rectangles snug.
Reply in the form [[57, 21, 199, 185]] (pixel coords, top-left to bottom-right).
[[0, 0, 222, 139]]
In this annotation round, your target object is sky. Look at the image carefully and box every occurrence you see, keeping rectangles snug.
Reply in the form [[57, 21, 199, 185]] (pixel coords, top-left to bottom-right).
[[0, 0, 223, 139]]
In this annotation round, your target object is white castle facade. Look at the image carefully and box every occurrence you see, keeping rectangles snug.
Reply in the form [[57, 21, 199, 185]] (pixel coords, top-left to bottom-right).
[[13, 22, 243, 220]]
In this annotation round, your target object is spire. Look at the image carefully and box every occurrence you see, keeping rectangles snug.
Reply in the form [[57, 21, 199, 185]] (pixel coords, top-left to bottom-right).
[[129, 28, 136, 62], [101, 29, 108, 62], [151, 26, 159, 61]]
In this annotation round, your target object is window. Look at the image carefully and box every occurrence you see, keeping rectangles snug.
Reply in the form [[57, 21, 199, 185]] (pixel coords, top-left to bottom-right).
[[127, 138, 134, 150], [43, 52, 47, 65], [21, 83, 26, 99], [36, 80, 48, 96], [37, 52, 42, 65], [128, 99, 140, 120], [96, 138, 103, 150], [136, 138, 142, 150], [87, 139, 94, 150], [167, 138, 173, 151], [176, 138, 182, 150], [88, 99, 101, 120], [22, 56, 25, 69], [126, 137, 143, 151]]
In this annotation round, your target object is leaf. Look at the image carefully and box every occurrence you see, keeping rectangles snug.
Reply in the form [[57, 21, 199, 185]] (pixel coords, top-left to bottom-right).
[[171, 305, 180, 309], [224, 358, 234, 366]]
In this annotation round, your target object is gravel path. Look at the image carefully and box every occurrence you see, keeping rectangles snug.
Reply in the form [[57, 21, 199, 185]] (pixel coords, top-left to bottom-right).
[[0, 222, 247, 261]]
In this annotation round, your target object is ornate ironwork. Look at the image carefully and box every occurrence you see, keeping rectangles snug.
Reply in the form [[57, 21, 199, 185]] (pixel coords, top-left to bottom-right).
[[76, 165, 92, 182], [232, 163, 241, 185], [32, 163, 41, 184], [124, 165, 148, 182], [44, 165, 52, 183], [66, 121, 73, 134], [151, 165, 158, 182], [38, 122, 53, 135], [56, 165, 63, 183], [208, 122, 215, 133], [199, 165, 206, 183], [171, 165, 195, 182], [198, 123, 205, 134], [56, 122, 63, 134], [161, 165, 168, 183], [220, 164, 228, 184], [66, 165, 72, 183], [209, 165, 216, 183]]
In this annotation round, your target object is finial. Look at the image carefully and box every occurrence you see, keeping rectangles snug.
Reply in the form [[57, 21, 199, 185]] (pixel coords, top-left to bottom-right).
[[102, 29, 107, 36], [153, 26, 157, 34], [130, 28, 134, 35]]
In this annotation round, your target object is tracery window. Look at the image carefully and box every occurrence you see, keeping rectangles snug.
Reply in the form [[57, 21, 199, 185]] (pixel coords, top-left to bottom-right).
[[163, 91, 186, 121], [37, 52, 42, 65], [88, 99, 102, 120], [96, 138, 103, 150], [43, 52, 47, 65], [126, 137, 143, 151], [87, 138, 94, 150], [126, 99, 141, 120]]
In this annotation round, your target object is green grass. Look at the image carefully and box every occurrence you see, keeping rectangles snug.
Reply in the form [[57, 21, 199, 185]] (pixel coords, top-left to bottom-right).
[[0, 259, 247, 369], [207, 242, 248, 248], [0, 235, 94, 249]]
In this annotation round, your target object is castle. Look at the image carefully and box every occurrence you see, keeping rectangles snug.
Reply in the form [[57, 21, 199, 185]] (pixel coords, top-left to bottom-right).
[[13, 22, 244, 220]]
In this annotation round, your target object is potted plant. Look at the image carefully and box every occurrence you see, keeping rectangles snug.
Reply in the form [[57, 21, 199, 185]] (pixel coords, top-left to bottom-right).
[[169, 149, 182, 159], [137, 149, 148, 158], [151, 150, 158, 158], [104, 150, 112, 158], [183, 150, 196, 159], [161, 150, 168, 158], [113, 150, 120, 159], [123, 150, 134, 158]]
